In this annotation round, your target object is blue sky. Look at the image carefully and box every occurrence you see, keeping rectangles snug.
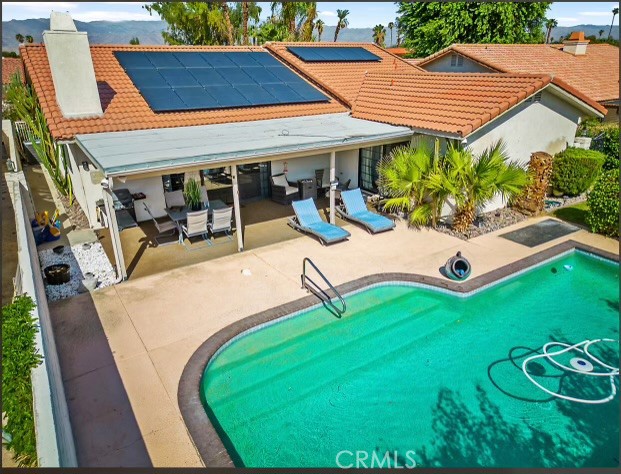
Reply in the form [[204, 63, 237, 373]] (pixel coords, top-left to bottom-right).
[[2, 2, 619, 28]]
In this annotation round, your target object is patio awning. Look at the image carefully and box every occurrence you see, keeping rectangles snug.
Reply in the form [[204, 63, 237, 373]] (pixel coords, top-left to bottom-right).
[[74, 113, 412, 176]]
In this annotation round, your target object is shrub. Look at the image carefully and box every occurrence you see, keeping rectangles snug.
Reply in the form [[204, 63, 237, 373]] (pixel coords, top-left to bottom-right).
[[550, 147, 605, 196], [2, 295, 42, 467], [586, 169, 620, 237], [593, 126, 620, 171]]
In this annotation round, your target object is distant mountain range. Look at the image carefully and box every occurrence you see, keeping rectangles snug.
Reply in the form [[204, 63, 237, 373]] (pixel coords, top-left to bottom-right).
[[1, 19, 376, 52], [2, 19, 618, 53]]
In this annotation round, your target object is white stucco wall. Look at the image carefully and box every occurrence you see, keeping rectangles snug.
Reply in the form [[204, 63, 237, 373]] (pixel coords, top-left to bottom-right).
[[66, 143, 104, 228], [465, 88, 583, 211], [271, 149, 359, 188], [423, 53, 496, 73]]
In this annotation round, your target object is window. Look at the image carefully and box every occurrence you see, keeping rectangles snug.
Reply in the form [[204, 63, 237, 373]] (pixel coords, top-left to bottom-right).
[[358, 141, 410, 193], [162, 173, 185, 192], [450, 54, 464, 67]]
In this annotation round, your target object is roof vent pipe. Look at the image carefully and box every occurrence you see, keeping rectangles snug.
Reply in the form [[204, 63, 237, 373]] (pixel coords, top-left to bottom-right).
[[43, 12, 103, 119], [562, 31, 589, 56]]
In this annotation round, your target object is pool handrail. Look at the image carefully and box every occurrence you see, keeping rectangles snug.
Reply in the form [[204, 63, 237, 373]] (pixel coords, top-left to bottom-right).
[[301, 257, 346, 317]]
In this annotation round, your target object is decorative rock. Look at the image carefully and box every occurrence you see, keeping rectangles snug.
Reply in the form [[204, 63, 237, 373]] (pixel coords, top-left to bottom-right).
[[38, 241, 115, 301], [436, 207, 528, 241]]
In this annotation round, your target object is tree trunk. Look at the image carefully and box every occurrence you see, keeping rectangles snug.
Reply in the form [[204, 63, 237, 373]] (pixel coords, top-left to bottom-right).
[[221, 1, 235, 45], [242, 2, 249, 45], [452, 202, 476, 233], [334, 25, 340, 42]]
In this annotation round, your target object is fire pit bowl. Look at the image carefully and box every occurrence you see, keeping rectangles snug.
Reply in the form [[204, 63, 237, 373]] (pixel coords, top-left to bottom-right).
[[44, 264, 71, 285]]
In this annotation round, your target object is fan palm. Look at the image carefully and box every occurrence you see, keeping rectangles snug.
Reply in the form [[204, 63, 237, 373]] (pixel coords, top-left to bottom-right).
[[372, 25, 386, 47], [333, 9, 349, 41], [15, 33, 24, 43], [378, 145, 450, 228], [315, 18, 324, 41], [387, 21, 394, 46], [609, 7, 619, 38], [445, 141, 530, 232], [544, 18, 557, 44]]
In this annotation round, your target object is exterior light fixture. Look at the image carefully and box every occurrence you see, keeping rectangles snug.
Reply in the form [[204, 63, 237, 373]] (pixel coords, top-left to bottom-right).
[[82, 161, 90, 171]]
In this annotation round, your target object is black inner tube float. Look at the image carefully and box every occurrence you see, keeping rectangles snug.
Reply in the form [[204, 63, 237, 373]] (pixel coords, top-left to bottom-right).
[[444, 251, 471, 281]]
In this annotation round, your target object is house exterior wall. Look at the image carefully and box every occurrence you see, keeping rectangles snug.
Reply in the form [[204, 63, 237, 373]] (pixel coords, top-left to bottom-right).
[[66, 143, 104, 228], [603, 105, 619, 123], [422, 53, 497, 73], [466, 88, 583, 211], [271, 149, 359, 188]]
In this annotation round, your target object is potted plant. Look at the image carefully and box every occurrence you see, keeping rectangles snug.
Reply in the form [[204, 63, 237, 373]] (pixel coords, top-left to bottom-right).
[[184, 178, 202, 211]]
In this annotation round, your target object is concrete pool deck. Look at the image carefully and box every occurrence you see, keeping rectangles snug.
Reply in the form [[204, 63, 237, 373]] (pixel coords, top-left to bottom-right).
[[48, 216, 618, 467]]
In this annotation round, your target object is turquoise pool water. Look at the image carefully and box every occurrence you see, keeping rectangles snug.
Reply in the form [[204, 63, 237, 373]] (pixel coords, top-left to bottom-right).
[[201, 251, 620, 468]]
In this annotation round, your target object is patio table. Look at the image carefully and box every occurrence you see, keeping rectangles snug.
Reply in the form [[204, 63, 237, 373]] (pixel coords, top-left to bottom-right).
[[165, 199, 229, 242]]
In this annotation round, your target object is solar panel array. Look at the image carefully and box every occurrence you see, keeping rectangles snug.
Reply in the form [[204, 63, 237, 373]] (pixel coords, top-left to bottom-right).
[[286, 46, 381, 62], [114, 51, 330, 112]]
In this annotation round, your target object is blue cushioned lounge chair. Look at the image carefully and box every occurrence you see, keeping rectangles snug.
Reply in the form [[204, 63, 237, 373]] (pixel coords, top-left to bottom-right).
[[337, 188, 395, 234], [289, 198, 350, 245]]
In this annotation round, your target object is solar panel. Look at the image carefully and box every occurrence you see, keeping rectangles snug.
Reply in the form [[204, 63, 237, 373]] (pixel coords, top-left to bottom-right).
[[114, 51, 330, 112], [286, 46, 381, 62]]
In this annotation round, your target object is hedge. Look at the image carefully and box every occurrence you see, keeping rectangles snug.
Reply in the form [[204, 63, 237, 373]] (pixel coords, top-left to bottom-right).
[[550, 147, 605, 197], [586, 169, 620, 237], [2, 295, 42, 467], [594, 126, 620, 171]]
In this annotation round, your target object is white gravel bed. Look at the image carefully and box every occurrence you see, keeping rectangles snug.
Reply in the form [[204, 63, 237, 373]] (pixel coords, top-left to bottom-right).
[[38, 242, 116, 301]]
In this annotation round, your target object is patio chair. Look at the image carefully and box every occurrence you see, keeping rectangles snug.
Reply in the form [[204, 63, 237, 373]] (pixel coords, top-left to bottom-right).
[[164, 189, 185, 209], [288, 198, 350, 245], [207, 207, 233, 245], [181, 209, 209, 250], [200, 185, 209, 209], [270, 173, 299, 205], [143, 202, 178, 246], [336, 188, 395, 234]]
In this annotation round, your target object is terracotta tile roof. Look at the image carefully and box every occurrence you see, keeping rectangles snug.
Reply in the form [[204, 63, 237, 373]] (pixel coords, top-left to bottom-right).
[[20, 44, 346, 140], [416, 43, 619, 102], [351, 72, 606, 138], [385, 47, 410, 57], [264, 42, 424, 106], [2, 57, 25, 85]]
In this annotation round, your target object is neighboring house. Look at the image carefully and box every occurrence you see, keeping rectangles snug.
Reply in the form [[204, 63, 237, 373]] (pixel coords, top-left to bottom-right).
[[415, 32, 620, 121], [385, 47, 411, 58], [2, 57, 25, 85]]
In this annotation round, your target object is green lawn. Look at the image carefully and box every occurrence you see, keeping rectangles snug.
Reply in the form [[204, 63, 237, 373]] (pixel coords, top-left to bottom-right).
[[551, 202, 589, 228]]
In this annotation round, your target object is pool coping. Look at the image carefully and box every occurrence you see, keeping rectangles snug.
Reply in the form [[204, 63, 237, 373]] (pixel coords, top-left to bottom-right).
[[177, 239, 619, 468]]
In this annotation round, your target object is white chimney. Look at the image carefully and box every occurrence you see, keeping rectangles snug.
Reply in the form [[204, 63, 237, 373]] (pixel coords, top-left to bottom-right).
[[562, 31, 589, 56], [43, 12, 103, 118]]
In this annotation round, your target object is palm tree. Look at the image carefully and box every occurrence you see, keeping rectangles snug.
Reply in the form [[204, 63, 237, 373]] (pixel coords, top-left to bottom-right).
[[378, 144, 449, 228], [242, 2, 249, 45], [129, 37, 140, 45], [372, 24, 386, 47], [544, 18, 557, 44], [395, 19, 402, 46], [333, 9, 349, 42], [25, 35, 34, 43], [15, 33, 24, 44], [315, 18, 325, 41], [609, 7, 618, 39], [444, 141, 530, 232], [387, 21, 394, 47], [599, 29, 605, 38], [298, 2, 317, 42], [220, 1, 235, 45]]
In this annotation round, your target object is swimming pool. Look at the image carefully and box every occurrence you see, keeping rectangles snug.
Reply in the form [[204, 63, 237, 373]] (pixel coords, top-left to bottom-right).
[[199, 250, 619, 468]]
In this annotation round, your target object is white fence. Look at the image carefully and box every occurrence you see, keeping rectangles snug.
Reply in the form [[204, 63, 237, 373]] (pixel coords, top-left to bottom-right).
[[6, 171, 77, 467]]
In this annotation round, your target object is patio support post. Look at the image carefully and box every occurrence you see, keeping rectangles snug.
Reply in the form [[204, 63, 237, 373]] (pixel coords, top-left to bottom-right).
[[329, 150, 336, 224], [102, 176, 128, 280], [230, 165, 244, 252]]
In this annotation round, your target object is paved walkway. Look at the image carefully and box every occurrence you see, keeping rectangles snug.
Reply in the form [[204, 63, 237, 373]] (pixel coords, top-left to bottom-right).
[[48, 216, 618, 466]]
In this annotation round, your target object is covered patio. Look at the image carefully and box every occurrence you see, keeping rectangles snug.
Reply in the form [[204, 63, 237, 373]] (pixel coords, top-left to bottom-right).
[[75, 113, 412, 280]]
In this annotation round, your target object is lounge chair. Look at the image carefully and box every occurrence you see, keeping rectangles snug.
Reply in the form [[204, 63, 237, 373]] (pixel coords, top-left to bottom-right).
[[288, 198, 350, 245], [143, 202, 178, 246], [207, 207, 233, 245], [337, 188, 395, 234], [200, 185, 209, 209], [270, 173, 299, 205], [181, 209, 209, 250]]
